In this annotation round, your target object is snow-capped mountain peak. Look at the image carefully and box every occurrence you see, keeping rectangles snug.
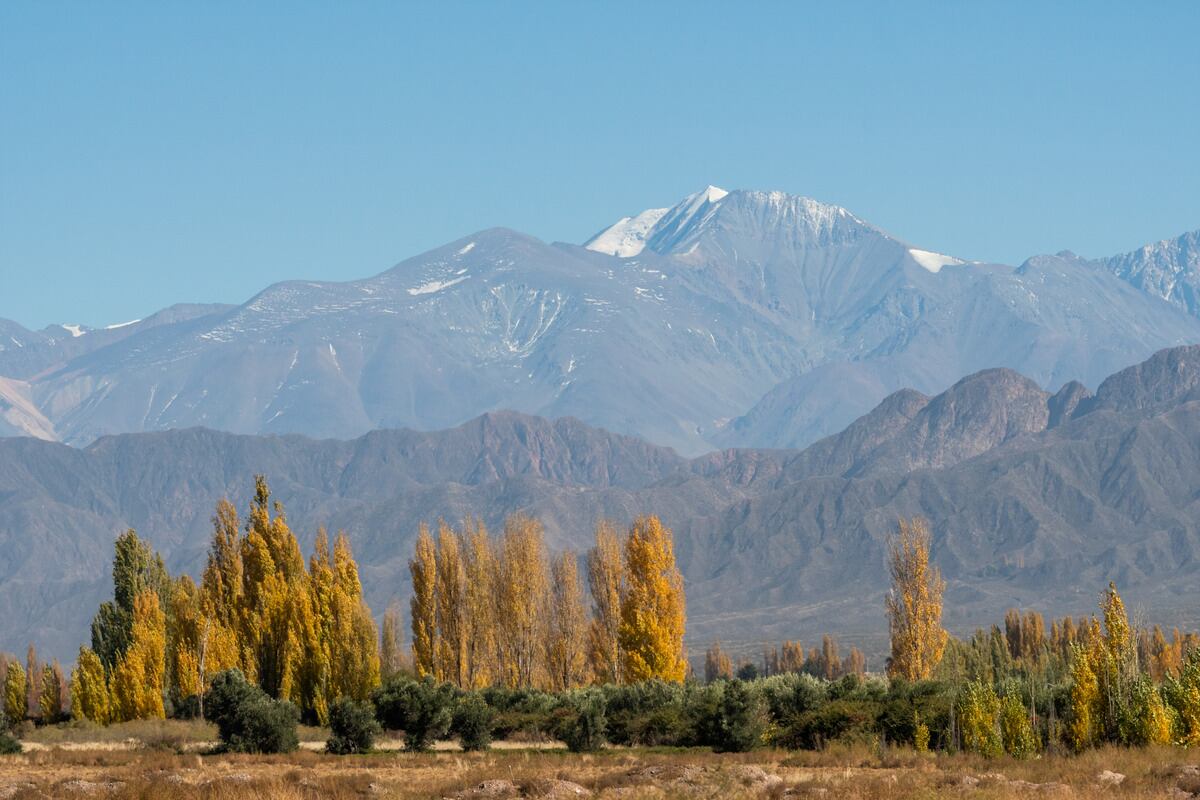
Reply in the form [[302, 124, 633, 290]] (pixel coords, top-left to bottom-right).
[[585, 185, 731, 258], [584, 207, 669, 257]]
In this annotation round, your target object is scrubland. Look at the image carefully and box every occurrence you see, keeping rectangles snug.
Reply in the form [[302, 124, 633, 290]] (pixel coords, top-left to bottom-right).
[[0, 732, 1198, 799]]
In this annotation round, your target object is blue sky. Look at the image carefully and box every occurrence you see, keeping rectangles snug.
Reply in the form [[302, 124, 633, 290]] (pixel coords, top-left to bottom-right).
[[2, 1, 1198, 329]]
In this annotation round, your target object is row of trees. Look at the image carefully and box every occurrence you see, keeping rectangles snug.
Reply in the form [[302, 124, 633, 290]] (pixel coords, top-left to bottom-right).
[[408, 515, 687, 691], [68, 477, 380, 726], [703, 636, 866, 683], [1, 648, 67, 725], [12, 497, 1200, 760]]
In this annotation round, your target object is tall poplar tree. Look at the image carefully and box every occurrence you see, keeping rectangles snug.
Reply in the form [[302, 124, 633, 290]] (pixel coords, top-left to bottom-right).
[[409, 523, 439, 679], [4, 662, 25, 724], [461, 518, 496, 688], [70, 647, 111, 725], [496, 514, 549, 688], [379, 601, 406, 680], [885, 517, 947, 681], [435, 522, 468, 686], [329, 532, 380, 702], [546, 551, 588, 690], [618, 515, 687, 683], [110, 590, 167, 721], [586, 520, 625, 684]]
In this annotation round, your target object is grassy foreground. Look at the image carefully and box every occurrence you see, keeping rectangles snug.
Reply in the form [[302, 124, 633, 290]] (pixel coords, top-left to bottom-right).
[[1, 727, 1199, 799]]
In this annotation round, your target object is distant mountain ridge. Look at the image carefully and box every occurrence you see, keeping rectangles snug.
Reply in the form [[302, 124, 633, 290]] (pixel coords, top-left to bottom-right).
[[1, 186, 1197, 455], [7, 345, 1200, 660]]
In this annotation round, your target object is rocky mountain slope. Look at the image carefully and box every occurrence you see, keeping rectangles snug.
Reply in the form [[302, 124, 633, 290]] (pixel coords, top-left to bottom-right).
[[7, 346, 1200, 660], [2, 188, 1197, 455]]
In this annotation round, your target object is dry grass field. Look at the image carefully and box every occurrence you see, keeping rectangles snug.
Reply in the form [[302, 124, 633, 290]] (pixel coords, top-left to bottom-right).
[[0, 727, 1199, 799]]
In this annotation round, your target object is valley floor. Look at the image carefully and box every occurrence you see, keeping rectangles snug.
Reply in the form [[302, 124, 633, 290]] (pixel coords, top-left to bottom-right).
[[0, 726, 1198, 799]]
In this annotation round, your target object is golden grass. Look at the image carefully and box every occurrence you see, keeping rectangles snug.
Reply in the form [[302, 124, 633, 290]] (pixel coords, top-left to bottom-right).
[[0, 740, 1197, 798]]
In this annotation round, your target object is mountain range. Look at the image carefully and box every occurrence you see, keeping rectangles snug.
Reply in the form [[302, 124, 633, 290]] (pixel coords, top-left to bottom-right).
[[3, 186, 1199, 456], [6, 344, 1200, 661]]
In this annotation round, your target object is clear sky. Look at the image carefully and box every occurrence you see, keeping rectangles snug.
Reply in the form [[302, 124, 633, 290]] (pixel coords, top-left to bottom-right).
[[2, 1, 1198, 330]]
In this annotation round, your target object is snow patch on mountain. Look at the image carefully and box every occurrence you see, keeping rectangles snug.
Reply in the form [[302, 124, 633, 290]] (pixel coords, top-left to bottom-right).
[[908, 249, 964, 274], [585, 207, 668, 257], [408, 275, 469, 296], [105, 319, 141, 330], [61, 324, 86, 338]]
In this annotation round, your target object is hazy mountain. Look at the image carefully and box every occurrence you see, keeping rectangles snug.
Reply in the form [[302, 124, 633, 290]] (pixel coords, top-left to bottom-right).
[[716, 248, 1200, 449], [2, 187, 1198, 456], [1103, 230, 1200, 316], [7, 346, 1200, 660]]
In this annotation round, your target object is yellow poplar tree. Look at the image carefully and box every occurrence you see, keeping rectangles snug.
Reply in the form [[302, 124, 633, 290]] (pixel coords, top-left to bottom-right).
[[461, 518, 496, 688], [328, 532, 380, 702], [379, 601, 407, 679], [780, 640, 805, 673], [546, 551, 589, 691], [618, 515, 687, 683], [110, 590, 167, 721], [39, 662, 65, 724], [409, 523, 439, 679], [587, 520, 625, 684], [299, 528, 336, 723], [4, 662, 25, 724], [704, 642, 733, 682], [198, 499, 248, 685], [885, 518, 947, 681], [70, 647, 111, 725], [1068, 641, 1101, 751], [238, 476, 309, 700], [496, 514, 549, 688], [435, 522, 468, 686]]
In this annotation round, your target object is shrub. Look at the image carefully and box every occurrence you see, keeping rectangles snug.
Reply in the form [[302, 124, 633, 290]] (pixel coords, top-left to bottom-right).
[[373, 676, 455, 752], [204, 669, 299, 754], [0, 732, 20, 755], [452, 694, 494, 752], [326, 698, 382, 755], [776, 699, 881, 750], [711, 680, 766, 752], [760, 673, 827, 721], [600, 680, 684, 745], [627, 705, 690, 746], [879, 679, 952, 749], [233, 696, 300, 754], [561, 692, 607, 752], [914, 714, 930, 753]]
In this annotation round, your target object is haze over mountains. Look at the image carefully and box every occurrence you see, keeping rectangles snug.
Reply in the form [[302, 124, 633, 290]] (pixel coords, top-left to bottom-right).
[[4, 185, 1200, 660], [3, 186, 1199, 455], [6, 345, 1200, 659]]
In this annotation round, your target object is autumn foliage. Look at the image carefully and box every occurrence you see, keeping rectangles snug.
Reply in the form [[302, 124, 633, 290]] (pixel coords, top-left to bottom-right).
[[885, 518, 947, 681], [68, 477, 379, 725], [408, 514, 686, 690]]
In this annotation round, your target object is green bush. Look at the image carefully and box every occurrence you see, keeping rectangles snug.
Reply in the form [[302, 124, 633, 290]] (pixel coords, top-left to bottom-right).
[[626, 705, 691, 746], [601, 680, 686, 745], [561, 692, 607, 752], [776, 698, 882, 750], [326, 698, 382, 755], [0, 731, 20, 755], [711, 679, 766, 752], [878, 679, 952, 748], [453, 694, 494, 752], [373, 676, 455, 752], [204, 669, 299, 754]]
